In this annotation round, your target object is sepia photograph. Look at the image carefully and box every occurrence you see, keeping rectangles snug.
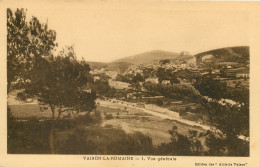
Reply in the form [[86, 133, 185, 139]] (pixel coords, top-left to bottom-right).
[[2, 1, 260, 166], [6, 3, 250, 156]]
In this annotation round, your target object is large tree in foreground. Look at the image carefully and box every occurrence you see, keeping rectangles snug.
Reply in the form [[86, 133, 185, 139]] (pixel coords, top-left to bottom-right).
[[7, 8, 57, 93], [22, 46, 96, 118], [7, 8, 97, 153], [18, 46, 96, 153]]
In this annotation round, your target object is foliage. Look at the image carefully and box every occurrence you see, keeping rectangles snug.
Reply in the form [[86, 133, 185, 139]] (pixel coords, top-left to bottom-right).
[[143, 82, 201, 102], [7, 8, 97, 154], [157, 126, 203, 155], [105, 114, 114, 120], [159, 59, 170, 65], [116, 73, 144, 84], [142, 67, 156, 79], [7, 8, 57, 93], [194, 75, 227, 100], [59, 127, 154, 155], [7, 112, 102, 154], [205, 131, 249, 156], [200, 98, 249, 137], [225, 85, 249, 105], [132, 73, 144, 83], [156, 99, 163, 106], [174, 69, 199, 81], [130, 82, 142, 91], [199, 96, 249, 156], [93, 79, 117, 98], [155, 67, 186, 84], [115, 74, 132, 83], [19, 46, 96, 119], [219, 68, 228, 78], [8, 117, 52, 154]]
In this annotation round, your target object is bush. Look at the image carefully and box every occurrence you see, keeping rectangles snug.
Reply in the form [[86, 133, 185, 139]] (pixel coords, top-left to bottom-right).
[[71, 111, 102, 125], [105, 114, 113, 120], [58, 127, 154, 155], [156, 126, 203, 156], [156, 99, 163, 106], [8, 119, 52, 154], [205, 132, 249, 156]]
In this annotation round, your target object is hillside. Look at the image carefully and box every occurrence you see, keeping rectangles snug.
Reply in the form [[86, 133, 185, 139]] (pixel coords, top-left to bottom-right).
[[113, 50, 180, 64], [194, 46, 249, 64], [105, 62, 133, 72], [193, 46, 250, 77], [86, 61, 107, 69]]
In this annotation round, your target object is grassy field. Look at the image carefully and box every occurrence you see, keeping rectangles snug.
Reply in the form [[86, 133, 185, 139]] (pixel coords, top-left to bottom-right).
[[97, 105, 205, 146], [9, 104, 53, 119], [8, 100, 206, 147]]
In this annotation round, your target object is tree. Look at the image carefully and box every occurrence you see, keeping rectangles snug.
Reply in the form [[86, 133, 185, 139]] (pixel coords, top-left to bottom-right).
[[194, 75, 227, 100], [199, 96, 249, 156], [7, 9, 97, 153], [170, 75, 180, 84], [130, 82, 140, 90], [18, 46, 96, 153], [220, 68, 228, 78], [132, 73, 144, 83], [159, 59, 170, 65], [157, 126, 193, 155], [205, 130, 249, 156], [156, 99, 163, 106], [115, 74, 132, 83], [143, 67, 155, 79], [7, 8, 57, 93], [93, 79, 117, 98], [156, 67, 167, 83], [22, 46, 96, 116]]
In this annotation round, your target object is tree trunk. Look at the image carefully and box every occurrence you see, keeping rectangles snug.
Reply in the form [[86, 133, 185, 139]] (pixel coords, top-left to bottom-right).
[[49, 105, 55, 154], [57, 105, 62, 120], [49, 123, 55, 154]]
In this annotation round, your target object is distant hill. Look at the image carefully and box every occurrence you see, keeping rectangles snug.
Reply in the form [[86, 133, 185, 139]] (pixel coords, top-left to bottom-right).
[[113, 50, 180, 64], [87, 47, 249, 72], [194, 46, 249, 64], [87, 61, 133, 73], [105, 62, 133, 72], [86, 61, 107, 69]]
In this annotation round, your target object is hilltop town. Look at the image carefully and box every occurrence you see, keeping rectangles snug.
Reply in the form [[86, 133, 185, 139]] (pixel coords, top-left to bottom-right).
[[88, 47, 249, 137]]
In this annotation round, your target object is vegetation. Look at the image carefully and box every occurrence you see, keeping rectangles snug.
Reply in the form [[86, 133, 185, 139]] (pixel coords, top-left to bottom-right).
[[159, 59, 170, 65], [59, 127, 154, 155], [7, 8, 57, 93], [194, 75, 249, 103], [7, 110, 102, 154], [116, 73, 144, 84], [143, 82, 201, 102], [7, 8, 96, 153], [93, 79, 117, 98], [204, 131, 249, 156], [157, 126, 203, 155], [194, 75, 227, 100], [7, 8, 249, 156], [194, 46, 249, 64]]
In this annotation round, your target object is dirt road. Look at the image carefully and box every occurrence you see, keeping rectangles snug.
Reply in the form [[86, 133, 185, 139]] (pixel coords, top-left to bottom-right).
[[97, 99, 210, 130], [97, 99, 249, 141]]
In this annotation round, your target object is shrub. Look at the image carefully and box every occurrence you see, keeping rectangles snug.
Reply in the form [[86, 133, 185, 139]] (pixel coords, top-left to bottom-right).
[[58, 127, 154, 155], [105, 114, 113, 120], [156, 99, 163, 106]]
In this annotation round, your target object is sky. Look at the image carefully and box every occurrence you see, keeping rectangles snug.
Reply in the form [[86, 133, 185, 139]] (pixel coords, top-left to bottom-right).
[[23, 1, 249, 62]]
